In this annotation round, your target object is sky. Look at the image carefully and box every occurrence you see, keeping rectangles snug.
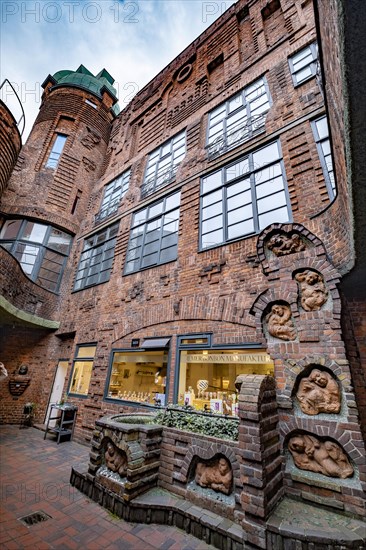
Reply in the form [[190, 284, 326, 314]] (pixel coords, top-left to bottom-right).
[[1, 0, 236, 140]]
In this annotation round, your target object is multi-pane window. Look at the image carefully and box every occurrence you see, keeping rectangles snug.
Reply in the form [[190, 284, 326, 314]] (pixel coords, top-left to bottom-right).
[[74, 223, 119, 290], [96, 170, 131, 222], [200, 141, 291, 249], [124, 191, 180, 274], [141, 132, 186, 198], [69, 344, 97, 397], [206, 77, 271, 158], [45, 133, 67, 169], [0, 219, 72, 292], [312, 116, 336, 199], [289, 43, 318, 86]]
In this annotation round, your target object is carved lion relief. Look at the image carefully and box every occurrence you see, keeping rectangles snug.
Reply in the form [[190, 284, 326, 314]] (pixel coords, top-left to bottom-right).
[[288, 433, 353, 479], [104, 441, 127, 477], [295, 270, 328, 311], [265, 303, 297, 341], [296, 368, 341, 415], [195, 457, 233, 495], [267, 232, 306, 256]]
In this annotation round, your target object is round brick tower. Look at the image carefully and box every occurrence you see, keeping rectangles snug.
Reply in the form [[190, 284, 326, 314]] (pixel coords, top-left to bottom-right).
[[0, 81, 23, 197], [0, 65, 119, 236]]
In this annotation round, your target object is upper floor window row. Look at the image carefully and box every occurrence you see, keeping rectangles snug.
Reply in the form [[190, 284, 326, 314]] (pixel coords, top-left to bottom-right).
[[0, 219, 72, 292], [200, 141, 291, 250], [289, 42, 318, 86], [312, 116, 336, 200], [141, 132, 186, 199], [45, 133, 67, 169], [96, 169, 131, 222], [73, 223, 119, 291], [124, 191, 180, 274], [206, 77, 271, 159]]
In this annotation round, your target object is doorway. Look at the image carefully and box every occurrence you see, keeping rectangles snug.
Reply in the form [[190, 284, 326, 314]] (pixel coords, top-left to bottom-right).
[[45, 360, 68, 425]]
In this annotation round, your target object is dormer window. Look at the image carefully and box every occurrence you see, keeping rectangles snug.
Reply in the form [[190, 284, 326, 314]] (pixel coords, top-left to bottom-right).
[[45, 133, 67, 169]]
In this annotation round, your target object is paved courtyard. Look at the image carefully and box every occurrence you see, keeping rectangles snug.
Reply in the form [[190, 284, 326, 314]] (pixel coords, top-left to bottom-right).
[[0, 425, 213, 549]]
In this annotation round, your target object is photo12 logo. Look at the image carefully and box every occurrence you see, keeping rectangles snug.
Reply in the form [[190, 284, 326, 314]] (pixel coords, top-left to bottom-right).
[[202, 2, 232, 23], [1, 1, 139, 24]]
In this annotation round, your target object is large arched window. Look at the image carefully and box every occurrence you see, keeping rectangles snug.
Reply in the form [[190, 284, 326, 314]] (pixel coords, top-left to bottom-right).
[[0, 219, 72, 292]]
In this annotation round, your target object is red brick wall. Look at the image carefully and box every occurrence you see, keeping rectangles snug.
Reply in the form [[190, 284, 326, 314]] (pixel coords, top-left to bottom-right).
[[0, 101, 21, 197]]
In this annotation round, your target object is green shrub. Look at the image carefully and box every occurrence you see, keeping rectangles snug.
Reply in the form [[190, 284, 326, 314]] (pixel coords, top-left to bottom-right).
[[154, 407, 239, 441]]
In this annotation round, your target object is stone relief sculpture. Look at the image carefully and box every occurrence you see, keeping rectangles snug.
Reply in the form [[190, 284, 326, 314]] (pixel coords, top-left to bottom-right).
[[81, 127, 101, 150], [195, 457, 233, 495], [265, 304, 297, 341], [296, 368, 341, 415], [267, 232, 306, 256], [295, 270, 328, 311], [104, 441, 127, 477], [288, 434, 353, 479]]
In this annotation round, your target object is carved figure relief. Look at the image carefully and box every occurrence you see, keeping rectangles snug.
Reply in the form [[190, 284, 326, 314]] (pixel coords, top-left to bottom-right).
[[81, 127, 101, 150], [104, 441, 127, 477], [265, 304, 297, 341], [296, 369, 341, 415], [288, 434, 353, 479], [295, 270, 328, 311], [195, 457, 233, 495], [267, 232, 306, 256]]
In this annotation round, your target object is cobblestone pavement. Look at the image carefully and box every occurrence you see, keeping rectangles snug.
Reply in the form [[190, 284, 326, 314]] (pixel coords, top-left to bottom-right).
[[0, 425, 214, 550]]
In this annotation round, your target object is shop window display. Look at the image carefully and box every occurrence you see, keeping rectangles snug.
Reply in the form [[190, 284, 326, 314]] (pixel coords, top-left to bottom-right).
[[106, 350, 168, 406], [177, 349, 274, 415]]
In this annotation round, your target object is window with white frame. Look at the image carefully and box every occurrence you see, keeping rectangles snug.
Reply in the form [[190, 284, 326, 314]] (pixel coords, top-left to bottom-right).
[[206, 77, 271, 159], [141, 132, 186, 198], [96, 169, 131, 222], [312, 116, 336, 199], [45, 133, 67, 169], [289, 43, 318, 86], [73, 223, 119, 290], [0, 219, 72, 292], [200, 141, 291, 249], [124, 191, 180, 274]]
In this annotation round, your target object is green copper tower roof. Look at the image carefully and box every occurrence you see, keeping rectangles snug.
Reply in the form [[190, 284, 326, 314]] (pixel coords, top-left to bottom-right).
[[48, 65, 120, 115]]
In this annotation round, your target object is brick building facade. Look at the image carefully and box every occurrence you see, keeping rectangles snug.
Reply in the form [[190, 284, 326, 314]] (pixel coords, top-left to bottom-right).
[[1, 0, 365, 529]]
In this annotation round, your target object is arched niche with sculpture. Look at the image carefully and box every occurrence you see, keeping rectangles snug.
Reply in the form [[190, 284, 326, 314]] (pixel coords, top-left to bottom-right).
[[293, 365, 341, 415], [287, 431, 353, 479], [266, 231, 306, 257], [294, 269, 328, 311], [264, 302, 297, 341], [192, 455, 233, 495], [103, 439, 128, 478]]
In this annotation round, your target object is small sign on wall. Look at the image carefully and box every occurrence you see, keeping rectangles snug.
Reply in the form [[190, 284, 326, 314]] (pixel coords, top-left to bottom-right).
[[131, 339, 140, 348]]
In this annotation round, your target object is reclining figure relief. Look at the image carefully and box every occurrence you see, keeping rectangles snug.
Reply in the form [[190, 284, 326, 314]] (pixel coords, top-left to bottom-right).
[[265, 303, 297, 341], [295, 270, 328, 311], [104, 441, 128, 477], [267, 232, 306, 256], [288, 433, 353, 479], [195, 457, 233, 495], [296, 368, 341, 415]]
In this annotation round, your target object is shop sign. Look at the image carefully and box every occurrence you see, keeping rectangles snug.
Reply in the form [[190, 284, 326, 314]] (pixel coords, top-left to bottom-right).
[[185, 353, 272, 364]]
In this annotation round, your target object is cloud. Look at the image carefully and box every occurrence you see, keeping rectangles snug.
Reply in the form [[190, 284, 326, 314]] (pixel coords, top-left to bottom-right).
[[0, 0, 235, 139]]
